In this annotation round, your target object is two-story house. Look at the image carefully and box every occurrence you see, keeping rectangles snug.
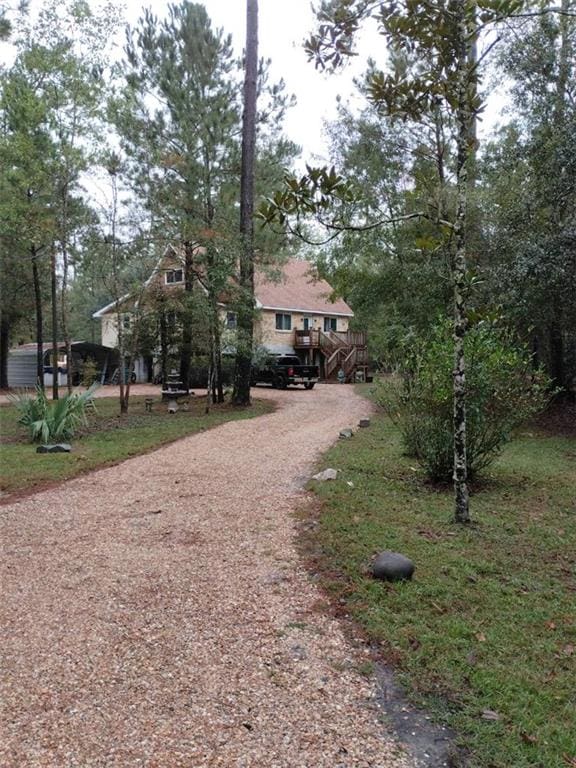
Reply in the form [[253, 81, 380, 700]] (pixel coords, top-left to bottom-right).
[[93, 248, 368, 382]]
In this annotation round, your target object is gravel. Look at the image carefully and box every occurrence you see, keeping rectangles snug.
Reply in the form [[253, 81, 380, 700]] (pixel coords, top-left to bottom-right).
[[1, 384, 413, 768]]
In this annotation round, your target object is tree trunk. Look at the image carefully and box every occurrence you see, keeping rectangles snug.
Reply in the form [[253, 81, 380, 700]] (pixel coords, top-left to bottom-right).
[[117, 318, 128, 415], [549, 320, 564, 390], [31, 245, 44, 390], [0, 313, 10, 390], [232, 0, 258, 407], [60, 183, 73, 395], [452, 0, 471, 524], [179, 241, 194, 391], [209, 290, 224, 403], [61, 247, 72, 394], [214, 320, 224, 403], [51, 245, 59, 400], [159, 308, 169, 388]]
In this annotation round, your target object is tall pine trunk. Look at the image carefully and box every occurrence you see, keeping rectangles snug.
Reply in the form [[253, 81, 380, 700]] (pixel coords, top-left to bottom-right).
[[159, 307, 169, 388], [232, 0, 258, 406], [452, 0, 471, 524], [59, 179, 73, 395], [31, 245, 44, 390], [179, 241, 194, 391], [50, 245, 59, 400]]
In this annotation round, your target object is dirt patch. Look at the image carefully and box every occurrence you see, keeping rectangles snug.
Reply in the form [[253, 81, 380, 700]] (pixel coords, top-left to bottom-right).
[[532, 398, 576, 437]]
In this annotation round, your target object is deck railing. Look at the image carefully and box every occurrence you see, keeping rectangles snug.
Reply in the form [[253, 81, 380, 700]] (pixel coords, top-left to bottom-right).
[[294, 329, 320, 348], [294, 328, 368, 380], [294, 329, 367, 349]]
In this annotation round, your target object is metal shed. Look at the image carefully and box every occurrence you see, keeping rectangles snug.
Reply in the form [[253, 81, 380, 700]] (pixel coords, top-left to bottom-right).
[[7, 342, 119, 388]]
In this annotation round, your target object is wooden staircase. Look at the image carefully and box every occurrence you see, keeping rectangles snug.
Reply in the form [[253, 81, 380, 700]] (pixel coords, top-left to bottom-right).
[[294, 330, 368, 382]]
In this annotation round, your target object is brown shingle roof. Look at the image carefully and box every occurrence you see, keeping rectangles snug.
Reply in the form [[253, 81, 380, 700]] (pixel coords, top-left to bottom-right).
[[255, 259, 353, 316]]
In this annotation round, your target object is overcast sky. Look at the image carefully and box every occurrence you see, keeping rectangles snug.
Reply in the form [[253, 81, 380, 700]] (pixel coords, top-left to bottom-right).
[[5, 0, 507, 167], [120, 0, 379, 165]]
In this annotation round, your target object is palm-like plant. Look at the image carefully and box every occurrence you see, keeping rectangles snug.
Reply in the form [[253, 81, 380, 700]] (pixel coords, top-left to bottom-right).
[[10, 384, 98, 444]]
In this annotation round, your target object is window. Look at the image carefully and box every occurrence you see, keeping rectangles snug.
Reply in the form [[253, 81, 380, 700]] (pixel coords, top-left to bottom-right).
[[226, 312, 237, 329], [165, 268, 184, 284], [324, 317, 337, 332], [275, 313, 292, 331], [122, 314, 131, 330]]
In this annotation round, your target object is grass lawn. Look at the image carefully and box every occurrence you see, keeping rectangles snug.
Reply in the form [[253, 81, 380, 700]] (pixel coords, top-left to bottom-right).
[[305, 394, 576, 768], [0, 394, 273, 497]]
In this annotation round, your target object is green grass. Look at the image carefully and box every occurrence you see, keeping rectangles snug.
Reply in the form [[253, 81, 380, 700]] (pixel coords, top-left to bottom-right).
[[0, 395, 273, 496], [305, 400, 576, 768]]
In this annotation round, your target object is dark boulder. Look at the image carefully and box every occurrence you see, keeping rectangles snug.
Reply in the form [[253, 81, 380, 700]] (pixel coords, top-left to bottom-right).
[[372, 551, 415, 582], [36, 444, 72, 454]]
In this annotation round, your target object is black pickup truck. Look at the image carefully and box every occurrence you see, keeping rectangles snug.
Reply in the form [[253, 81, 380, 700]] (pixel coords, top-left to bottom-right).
[[251, 354, 319, 389]]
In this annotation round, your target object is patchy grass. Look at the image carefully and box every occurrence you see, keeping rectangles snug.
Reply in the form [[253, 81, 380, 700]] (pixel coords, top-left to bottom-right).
[[304, 398, 576, 768], [0, 395, 273, 497]]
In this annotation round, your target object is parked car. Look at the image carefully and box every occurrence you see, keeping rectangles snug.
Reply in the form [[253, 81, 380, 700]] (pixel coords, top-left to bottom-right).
[[251, 354, 319, 389]]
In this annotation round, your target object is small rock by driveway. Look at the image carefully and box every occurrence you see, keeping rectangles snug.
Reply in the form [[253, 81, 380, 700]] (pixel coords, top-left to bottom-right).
[[0, 384, 413, 768]]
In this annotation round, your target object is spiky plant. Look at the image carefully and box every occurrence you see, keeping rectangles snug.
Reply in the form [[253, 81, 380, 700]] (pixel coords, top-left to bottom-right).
[[10, 384, 98, 444]]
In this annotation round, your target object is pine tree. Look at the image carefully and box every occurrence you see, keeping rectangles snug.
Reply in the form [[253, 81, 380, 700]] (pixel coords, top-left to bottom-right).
[[233, 0, 259, 407]]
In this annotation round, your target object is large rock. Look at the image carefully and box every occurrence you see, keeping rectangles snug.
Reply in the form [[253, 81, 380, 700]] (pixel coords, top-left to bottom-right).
[[312, 468, 339, 482], [36, 443, 72, 454], [359, 418, 371, 428], [372, 551, 415, 582], [339, 428, 353, 439]]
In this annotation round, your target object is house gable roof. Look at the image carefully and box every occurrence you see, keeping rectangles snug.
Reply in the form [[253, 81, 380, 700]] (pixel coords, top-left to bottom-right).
[[255, 259, 353, 317], [92, 251, 353, 319]]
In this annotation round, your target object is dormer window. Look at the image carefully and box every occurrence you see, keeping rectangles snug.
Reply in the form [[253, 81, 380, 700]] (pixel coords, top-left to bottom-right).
[[165, 268, 184, 285]]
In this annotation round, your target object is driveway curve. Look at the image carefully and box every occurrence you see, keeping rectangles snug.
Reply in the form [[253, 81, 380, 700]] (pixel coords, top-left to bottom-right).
[[1, 384, 412, 768]]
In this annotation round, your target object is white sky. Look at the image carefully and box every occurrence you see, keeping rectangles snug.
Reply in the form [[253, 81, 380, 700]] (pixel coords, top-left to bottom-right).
[[121, 0, 380, 165], [4, 0, 508, 168]]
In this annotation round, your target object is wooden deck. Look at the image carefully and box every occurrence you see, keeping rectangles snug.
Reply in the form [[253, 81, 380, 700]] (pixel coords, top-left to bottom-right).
[[294, 330, 368, 382], [294, 330, 367, 349]]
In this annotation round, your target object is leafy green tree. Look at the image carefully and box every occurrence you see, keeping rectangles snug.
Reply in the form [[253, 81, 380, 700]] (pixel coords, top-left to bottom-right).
[[481, 6, 576, 394], [318, 103, 452, 366], [0, 65, 57, 388], [259, 0, 569, 523], [1, 0, 117, 393], [114, 1, 242, 397], [375, 320, 551, 481]]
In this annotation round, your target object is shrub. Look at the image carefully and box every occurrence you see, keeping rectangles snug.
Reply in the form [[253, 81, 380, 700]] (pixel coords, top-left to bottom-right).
[[80, 357, 99, 387], [10, 384, 98, 444], [374, 321, 552, 482]]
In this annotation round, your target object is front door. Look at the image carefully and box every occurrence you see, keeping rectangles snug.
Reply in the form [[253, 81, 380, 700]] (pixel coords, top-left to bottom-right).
[[303, 317, 311, 331]]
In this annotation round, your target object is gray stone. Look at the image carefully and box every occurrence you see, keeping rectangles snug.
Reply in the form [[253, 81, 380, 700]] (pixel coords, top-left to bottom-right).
[[312, 468, 339, 482], [339, 428, 353, 439], [36, 443, 72, 454], [359, 418, 371, 428], [372, 551, 415, 582]]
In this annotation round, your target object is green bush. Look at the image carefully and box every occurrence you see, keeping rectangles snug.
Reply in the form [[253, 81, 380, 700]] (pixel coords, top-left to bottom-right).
[[10, 384, 98, 444], [80, 357, 99, 387], [374, 321, 552, 482]]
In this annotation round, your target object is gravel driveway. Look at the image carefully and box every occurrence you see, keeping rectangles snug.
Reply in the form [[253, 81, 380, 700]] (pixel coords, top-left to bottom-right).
[[1, 384, 412, 768]]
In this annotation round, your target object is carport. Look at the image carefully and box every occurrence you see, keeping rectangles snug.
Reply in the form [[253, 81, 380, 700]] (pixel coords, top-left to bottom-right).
[[6, 341, 119, 388]]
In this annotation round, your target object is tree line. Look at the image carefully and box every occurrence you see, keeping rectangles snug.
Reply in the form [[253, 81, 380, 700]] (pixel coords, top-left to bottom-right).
[[1, 0, 574, 522], [259, 0, 575, 522], [0, 0, 295, 407]]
